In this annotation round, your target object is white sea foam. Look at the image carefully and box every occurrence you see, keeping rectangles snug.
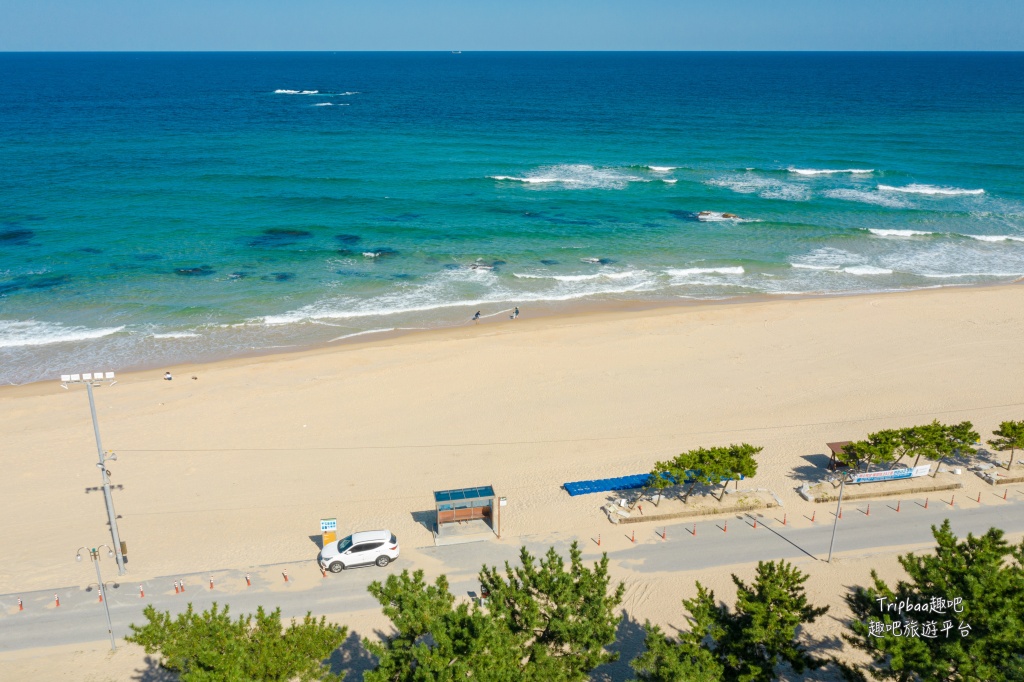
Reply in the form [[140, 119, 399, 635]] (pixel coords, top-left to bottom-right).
[[824, 189, 909, 208], [878, 184, 985, 196], [275, 89, 320, 95], [314, 103, 333, 107], [489, 164, 646, 190], [489, 175, 558, 184], [844, 265, 893, 275], [329, 328, 397, 342], [868, 229, 936, 238], [662, 178, 678, 184], [918, 271, 1022, 279], [696, 211, 755, 223], [647, 166, 677, 173], [790, 247, 860, 272], [707, 176, 810, 202], [789, 168, 874, 176], [514, 271, 640, 282], [967, 234, 1024, 243], [790, 263, 839, 271], [151, 332, 200, 339], [0, 320, 125, 348], [666, 266, 745, 276]]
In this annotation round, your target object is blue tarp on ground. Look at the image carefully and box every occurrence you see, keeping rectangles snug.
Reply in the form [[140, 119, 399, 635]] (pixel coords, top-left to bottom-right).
[[562, 471, 744, 497]]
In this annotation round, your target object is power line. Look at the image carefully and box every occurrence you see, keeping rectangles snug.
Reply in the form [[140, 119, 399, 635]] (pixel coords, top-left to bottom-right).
[[117, 399, 1024, 454]]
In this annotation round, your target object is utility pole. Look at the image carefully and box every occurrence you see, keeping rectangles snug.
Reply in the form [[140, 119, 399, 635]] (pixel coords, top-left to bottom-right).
[[63, 373, 126, 575]]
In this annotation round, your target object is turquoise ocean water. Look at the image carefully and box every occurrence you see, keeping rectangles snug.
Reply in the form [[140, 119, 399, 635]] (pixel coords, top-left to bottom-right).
[[1, 52, 1023, 384]]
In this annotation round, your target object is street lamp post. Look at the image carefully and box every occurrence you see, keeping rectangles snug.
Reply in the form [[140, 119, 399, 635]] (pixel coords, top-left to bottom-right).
[[827, 475, 846, 563], [62, 372, 126, 575], [76, 545, 117, 652]]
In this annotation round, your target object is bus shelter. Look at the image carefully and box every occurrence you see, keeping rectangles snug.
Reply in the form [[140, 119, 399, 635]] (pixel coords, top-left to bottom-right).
[[434, 485, 501, 539]]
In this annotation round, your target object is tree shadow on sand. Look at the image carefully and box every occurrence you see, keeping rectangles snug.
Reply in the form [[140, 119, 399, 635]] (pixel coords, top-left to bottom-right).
[[326, 630, 379, 682], [590, 610, 648, 682], [131, 655, 179, 681], [788, 452, 835, 484]]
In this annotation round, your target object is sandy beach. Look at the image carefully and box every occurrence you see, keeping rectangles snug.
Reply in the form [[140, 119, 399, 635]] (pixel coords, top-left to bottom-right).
[[2, 284, 1023, 677]]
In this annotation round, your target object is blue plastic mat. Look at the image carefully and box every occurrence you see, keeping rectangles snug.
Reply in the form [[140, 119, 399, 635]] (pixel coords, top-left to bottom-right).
[[562, 471, 743, 497]]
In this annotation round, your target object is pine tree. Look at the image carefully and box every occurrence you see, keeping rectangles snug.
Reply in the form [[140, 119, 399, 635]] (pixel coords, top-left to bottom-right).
[[989, 420, 1024, 470], [126, 603, 347, 682], [632, 618, 724, 682], [479, 541, 626, 681], [367, 543, 624, 682], [364, 569, 520, 682], [631, 560, 827, 682], [846, 520, 1024, 681], [648, 444, 761, 504]]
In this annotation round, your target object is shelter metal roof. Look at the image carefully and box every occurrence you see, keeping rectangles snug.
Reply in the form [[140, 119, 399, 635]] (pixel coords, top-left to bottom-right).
[[433, 486, 495, 504]]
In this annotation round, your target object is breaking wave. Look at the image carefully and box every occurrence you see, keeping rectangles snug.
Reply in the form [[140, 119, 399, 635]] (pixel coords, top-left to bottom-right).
[[967, 234, 1024, 243], [878, 184, 985, 196], [489, 164, 648, 190], [789, 168, 874, 176], [0, 320, 126, 348], [868, 229, 936, 238], [666, 266, 745, 276]]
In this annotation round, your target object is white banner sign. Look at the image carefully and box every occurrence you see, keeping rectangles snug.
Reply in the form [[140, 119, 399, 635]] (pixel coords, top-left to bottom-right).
[[850, 464, 930, 484]]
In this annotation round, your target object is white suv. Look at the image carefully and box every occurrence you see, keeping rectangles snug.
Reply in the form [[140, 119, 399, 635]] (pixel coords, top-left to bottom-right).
[[320, 530, 399, 573]]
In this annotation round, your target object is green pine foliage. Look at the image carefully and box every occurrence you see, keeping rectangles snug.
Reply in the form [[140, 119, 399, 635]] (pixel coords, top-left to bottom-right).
[[367, 542, 624, 682], [632, 560, 827, 682], [840, 421, 979, 474], [845, 520, 1024, 681], [479, 541, 626, 681], [988, 420, 1024, 470], [125, 602, 347, 682], [649, 444, 762, 504], [364, 569, 521, 682], [632, 620, 724, 682]]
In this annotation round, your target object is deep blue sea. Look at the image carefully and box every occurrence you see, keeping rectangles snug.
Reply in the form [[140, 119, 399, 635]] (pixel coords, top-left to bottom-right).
[[2, 52, 1023, 384]]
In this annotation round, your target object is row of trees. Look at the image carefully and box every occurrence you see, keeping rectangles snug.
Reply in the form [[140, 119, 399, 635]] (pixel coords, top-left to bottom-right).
[[646, 443, 762, 504], [127, 522, 1024, 681], [837, 419, 1024, 473]]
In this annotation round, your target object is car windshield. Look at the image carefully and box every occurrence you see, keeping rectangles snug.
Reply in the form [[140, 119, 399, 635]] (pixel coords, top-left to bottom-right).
[[337, 536, 352, 553]]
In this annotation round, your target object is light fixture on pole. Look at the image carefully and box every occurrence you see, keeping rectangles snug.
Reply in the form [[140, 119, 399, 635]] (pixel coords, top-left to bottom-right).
[[61, 372, 126, 575], [76, 545, 118, 652]]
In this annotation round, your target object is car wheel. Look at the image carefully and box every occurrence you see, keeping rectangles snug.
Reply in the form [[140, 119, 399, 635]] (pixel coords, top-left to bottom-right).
[[328, 562, 344, 573], [375, 555, 391, 567]]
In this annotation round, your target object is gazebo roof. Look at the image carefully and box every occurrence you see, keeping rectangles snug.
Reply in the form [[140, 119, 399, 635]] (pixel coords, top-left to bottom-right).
[[826, 441, 853, 455], [433, 486, 495, 504]]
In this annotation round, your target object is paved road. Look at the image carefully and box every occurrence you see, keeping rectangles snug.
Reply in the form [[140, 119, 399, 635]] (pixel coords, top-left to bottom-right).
[[1, 494, 1021, 653]]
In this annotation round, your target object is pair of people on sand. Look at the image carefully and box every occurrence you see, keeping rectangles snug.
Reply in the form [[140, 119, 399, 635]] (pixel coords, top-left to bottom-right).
[[472, 306, 519, 322]]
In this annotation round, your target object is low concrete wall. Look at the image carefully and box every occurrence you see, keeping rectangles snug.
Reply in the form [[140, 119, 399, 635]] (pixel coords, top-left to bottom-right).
[[611, 500, 776, 525], [815, 481, 962, 503]]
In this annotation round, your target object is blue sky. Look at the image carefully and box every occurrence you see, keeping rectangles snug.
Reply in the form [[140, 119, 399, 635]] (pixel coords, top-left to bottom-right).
[[3, 0, 1022, 51]]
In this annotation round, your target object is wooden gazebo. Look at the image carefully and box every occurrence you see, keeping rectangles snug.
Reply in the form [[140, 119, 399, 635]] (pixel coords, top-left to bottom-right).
[[826, 441, 853, 470]]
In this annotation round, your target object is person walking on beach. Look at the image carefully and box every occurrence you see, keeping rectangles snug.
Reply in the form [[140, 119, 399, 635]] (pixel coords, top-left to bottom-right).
[[472, 311, 482, 321], [511, 306, 520, 319]]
